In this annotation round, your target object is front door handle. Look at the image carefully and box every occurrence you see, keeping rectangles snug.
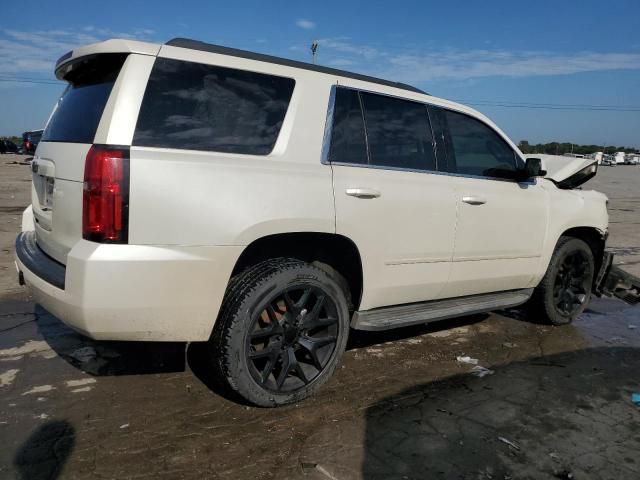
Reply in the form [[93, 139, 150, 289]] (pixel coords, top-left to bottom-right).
[[345, 188, 381, 199], [462, 195, 487, 205]]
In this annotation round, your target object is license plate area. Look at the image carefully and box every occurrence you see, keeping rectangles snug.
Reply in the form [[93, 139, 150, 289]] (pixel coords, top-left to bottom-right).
[[34, 173, 55, 211]]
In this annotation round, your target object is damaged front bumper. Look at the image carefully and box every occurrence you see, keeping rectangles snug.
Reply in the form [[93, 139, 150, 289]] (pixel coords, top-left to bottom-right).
[[595, 252, 640, 305]]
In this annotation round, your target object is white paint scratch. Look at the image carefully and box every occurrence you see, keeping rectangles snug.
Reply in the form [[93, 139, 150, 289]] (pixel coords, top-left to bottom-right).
[[0, 369, 19, 387], [0, 355, 24, 362], [66, 378, 96, 388], [0, 340, 56, 359], [71, 386, 93, 393], [22, 385, 54, 395]]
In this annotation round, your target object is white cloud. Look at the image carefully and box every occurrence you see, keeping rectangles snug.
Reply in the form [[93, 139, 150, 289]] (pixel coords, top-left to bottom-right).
[[0, 28, 156, 77], [296, 19, 316, 30], [328, 58, 355, 67], [383, 49, 640, 82], [302, 38, 640, 82]]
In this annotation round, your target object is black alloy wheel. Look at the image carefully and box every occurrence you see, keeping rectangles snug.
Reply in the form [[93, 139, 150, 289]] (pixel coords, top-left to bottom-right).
[[210, 258, 350, 406], [246, 286, 339, 393], [553, 249, 591, 316], [529, 236, 595, 325]]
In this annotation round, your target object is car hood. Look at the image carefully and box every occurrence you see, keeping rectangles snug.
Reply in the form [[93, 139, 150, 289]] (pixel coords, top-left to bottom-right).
[[525, 154, 598, 189]]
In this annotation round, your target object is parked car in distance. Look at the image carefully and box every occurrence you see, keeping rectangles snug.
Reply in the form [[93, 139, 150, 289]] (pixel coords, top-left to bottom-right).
[[624, 154, 640, 165], [0, 139, 19, 154], [21, 129, 43, 154], [14, 37, 636, 406]]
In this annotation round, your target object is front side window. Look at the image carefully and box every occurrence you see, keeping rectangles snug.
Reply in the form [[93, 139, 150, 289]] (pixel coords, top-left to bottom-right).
[[133, 58, 295, 155], [442, 109, 520, 178], [361, 92, 435, 171]]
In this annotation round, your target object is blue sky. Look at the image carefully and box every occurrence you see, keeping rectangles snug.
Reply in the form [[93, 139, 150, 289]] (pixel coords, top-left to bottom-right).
[[1, 0, 639, 147]]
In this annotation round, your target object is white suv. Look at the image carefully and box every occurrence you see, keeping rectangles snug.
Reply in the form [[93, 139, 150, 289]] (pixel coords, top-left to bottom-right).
[[15, 38, 634, 406]]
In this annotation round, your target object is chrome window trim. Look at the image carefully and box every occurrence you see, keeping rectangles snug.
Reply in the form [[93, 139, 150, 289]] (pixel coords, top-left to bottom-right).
[[321, 85, 529, 182], [330, 160, 537, 185]]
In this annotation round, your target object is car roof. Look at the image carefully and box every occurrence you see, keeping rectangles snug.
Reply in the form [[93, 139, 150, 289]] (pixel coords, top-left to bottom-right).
[[51, 38, 521, 154], [165, 38, 427, 95]]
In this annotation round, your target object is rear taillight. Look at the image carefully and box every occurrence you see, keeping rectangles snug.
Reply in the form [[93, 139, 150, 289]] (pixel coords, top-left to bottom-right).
[[83, 145, 129, 243], [24, 141, 31, 150]]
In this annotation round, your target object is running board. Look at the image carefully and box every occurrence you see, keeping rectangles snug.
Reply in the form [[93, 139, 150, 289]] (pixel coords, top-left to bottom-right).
[[351, 289, 534, 331]]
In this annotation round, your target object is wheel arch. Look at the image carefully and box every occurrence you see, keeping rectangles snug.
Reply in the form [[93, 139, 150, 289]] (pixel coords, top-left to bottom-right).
[[231, 232, 364, 310], [558, 226, 607, 285]]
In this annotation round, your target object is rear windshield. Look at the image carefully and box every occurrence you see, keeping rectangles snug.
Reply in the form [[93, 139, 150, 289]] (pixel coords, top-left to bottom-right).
[[42, 54, 127, 144], [133, 58, 295, 155]]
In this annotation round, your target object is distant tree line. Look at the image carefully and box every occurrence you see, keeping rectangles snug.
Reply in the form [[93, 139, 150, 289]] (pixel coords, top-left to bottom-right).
[[518, 140, 639, 155]]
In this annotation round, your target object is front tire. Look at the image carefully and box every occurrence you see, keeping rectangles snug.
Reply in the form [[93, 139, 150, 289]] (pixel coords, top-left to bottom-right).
[[210, 258, 350, 407], [529, 237, 595, 325]]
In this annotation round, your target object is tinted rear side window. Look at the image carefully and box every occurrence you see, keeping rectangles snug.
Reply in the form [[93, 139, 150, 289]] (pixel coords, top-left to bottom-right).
[[328, 88, 368, 165], [360, 92, 435, 171], [42, 54, 127, 143], [133, 58, 295, 155], [442, 109, 519, 177]]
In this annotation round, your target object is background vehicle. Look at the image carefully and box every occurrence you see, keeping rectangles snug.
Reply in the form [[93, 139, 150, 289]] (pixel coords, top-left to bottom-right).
[[0, 139, 19, 154], [21, 129, 43, 154], [624, 153, 639, 165], [614, 151, 626, 165], [591, 151, 604, 164], [15, 38, 638, 406]]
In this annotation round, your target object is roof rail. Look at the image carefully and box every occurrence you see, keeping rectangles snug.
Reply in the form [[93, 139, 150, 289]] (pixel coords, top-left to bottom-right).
[[165, 38, 427, 95]]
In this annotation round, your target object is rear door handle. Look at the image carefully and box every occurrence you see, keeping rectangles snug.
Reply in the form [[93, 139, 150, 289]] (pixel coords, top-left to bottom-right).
[[462, 195, 487, 205], [345, 188, 381, 199]]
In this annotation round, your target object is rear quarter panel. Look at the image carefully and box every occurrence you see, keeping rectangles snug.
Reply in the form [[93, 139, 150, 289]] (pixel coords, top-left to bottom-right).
[[127, 56, 336, 246]]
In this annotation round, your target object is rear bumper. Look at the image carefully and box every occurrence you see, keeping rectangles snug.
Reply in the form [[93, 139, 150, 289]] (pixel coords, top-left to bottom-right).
[[15, 230, 243, 341], [15, 232, 66, 289]]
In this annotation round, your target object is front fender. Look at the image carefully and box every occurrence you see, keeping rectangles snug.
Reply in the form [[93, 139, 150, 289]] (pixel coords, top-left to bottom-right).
[[531, 184, 608, 287]]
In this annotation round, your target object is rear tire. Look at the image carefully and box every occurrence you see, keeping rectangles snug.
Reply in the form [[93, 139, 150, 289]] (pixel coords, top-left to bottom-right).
[[528, 237, 595, 325], [210, 258, 350, 407]]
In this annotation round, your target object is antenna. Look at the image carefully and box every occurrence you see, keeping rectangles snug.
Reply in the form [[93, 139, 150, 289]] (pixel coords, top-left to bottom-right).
[[311, 41, 318, 64]]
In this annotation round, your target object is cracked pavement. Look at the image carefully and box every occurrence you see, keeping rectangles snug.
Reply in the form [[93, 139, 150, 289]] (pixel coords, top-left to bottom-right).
[[1, 154, 639, 479]]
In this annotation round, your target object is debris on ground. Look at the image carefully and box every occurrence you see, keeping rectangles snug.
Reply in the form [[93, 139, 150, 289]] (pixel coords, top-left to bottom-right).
[[498, 436, 521, 451], [553, 470, 574, 479], [632, 393, 640, 407], [69, 346, 97, 363], [471, 366, 495, 378], [456, 356, 479, 365]]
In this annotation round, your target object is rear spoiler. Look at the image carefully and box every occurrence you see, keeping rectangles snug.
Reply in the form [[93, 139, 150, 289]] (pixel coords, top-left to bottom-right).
[[55, 39, 161, 79]]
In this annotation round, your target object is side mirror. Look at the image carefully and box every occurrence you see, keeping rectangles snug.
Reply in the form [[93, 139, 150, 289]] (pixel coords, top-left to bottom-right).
[[522, 157, 547, 180]]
